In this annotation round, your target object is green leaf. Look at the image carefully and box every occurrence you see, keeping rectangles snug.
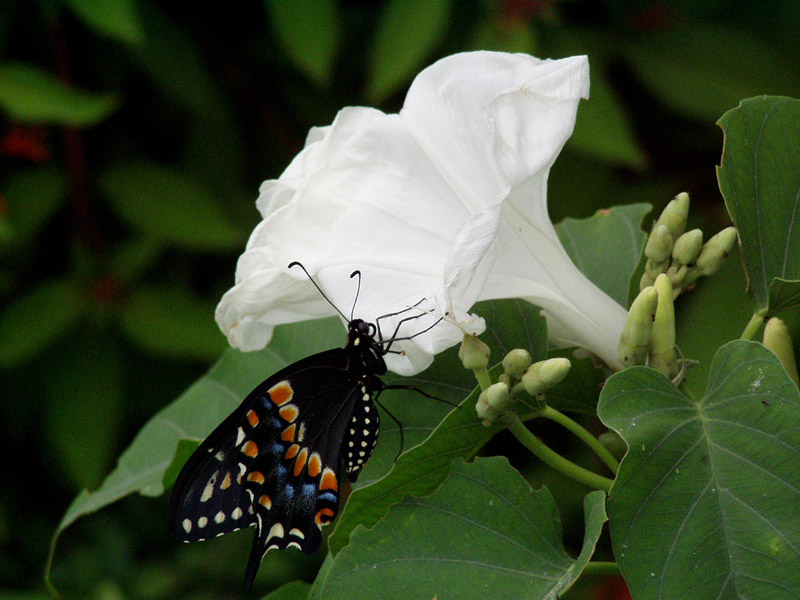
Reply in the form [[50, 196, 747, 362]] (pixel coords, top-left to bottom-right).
[[768, 279, 800, 314], [2, 166, 69, 242], [365, 0, 451, 103], [625, 25, 800, 122], [0, 62, 119, 126], [98, 162, 243, 251], [64, 0, 144, 45], [119, 286, 227, 361], [598, 341, 800, 600], [717, 96, 800, 314], [45, 335, 123, 490], [261, 580, 311, 600], [0, 279, 83, 368], [266, 0, 340, 85], [556, 203, 651, 306], [133, 3, 227, 119], [313, 458, 607, 600]]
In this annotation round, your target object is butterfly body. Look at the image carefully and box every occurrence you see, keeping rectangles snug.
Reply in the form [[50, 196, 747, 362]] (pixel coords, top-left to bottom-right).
[[169, 318, 386, 589]]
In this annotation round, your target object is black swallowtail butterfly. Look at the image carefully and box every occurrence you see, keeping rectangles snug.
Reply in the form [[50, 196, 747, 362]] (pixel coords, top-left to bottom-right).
[[169, 263, 437, 589]]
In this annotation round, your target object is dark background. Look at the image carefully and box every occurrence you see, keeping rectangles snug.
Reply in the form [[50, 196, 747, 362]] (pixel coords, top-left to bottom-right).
[[1, 1, 798, 598]]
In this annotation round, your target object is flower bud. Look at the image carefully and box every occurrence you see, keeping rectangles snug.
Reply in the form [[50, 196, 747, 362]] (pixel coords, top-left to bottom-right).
[[672, 229, 703, 266], [763, 318, 799, 388], [618, 286, 659, 367], [486, 382, 510, 409], [695, 226, 737, 276], [655, 192, 690, 240], [502, 349, 532, 380], [521, 357, 571, 395], [459, 333, 490, 371], [650, 274, 677, 377], [644, 224, 674, 263]]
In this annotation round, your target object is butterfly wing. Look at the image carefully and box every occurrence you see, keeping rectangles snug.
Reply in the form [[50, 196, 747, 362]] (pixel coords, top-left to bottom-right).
[[169, 348, 383, 589]]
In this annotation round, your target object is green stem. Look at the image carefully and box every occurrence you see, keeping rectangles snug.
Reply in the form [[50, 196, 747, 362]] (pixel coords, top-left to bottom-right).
[[740, 312, 765, 341], [472, 367, 492, 392], [581, 561, 621, 576], [541, 406, 619, 474], [506, 415, 614, 492]]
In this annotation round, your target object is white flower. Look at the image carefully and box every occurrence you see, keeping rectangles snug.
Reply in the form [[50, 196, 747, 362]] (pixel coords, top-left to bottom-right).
[[216, 51, 627, 375]]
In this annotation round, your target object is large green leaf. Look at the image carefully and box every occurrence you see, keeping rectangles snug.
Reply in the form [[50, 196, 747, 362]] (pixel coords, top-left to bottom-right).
[[260, 580, 311, 600], [98, 162, 244, 250], [625, 25, 799, 122], [717, 96, 800, 314], [328, 300, 548, 554], [266, 0, 340, 85], [598, 341, 800, 600], [313, 458, 607, 600], [0, 62, 119, 126], [556, 203, 651, 306], [365, 0, 451, 103]]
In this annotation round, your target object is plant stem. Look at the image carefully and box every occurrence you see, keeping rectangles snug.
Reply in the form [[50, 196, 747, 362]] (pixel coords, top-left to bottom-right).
[[740, 312, 765, 341], [541, 406, 619, 474], [582, 561, 621, 576], [472, 367, 492, 392], [506, 414, 613, 492]]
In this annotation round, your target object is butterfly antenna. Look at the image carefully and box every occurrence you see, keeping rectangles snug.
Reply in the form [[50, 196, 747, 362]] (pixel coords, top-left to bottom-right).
[[349, 269, 362, 321], [288, 261, 349, 322]]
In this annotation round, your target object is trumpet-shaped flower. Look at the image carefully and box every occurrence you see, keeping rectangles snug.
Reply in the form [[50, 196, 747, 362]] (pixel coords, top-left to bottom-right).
[[216, 51, 627, 375]]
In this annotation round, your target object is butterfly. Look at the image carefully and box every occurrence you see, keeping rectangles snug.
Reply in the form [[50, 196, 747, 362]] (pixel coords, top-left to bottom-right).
[[169, 263, 438, 589]]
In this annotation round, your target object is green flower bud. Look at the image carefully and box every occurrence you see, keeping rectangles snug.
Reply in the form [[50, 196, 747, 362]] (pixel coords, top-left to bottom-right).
[[618, 286, 659, 367], [475, 389, 494, 424], [459, 333, 490, 371], [650, 274, 677, 377], [502, 349, 532, 380], [644, 224, 674, 263], [655, 192, 690, 240], [695, 226, 738, 276], [763, 318, 799, 388], [486, 382, 510, 409], [672, 229, 703, 266], [521, 358, 571, 395]]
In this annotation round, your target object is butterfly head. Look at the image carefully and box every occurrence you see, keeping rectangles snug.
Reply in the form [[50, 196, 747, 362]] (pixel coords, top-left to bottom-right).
[[347, 318, 387, 376]]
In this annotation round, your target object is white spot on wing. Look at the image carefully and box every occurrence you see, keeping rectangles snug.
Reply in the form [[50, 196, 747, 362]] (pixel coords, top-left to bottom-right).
[[182, 519, 192, 533]]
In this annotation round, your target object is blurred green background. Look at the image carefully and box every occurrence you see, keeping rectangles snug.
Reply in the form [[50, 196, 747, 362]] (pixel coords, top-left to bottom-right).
[[1, 1, 798, 598]]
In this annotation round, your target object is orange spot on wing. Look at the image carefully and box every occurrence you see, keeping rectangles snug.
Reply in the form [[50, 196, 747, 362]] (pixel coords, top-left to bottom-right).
[[293, 448, 309, 477], [285, 444, 300, 460], [269, 382, 294, 406], [279, 404, 299, 422], [258, 494, 272, 509], [242, 441, 259, 457], [247, 410, 259, 427], [308, 453, 322, 478], [320, 468, 338, 492], [247, 471, 265, 484], [281, 424, 296, 442], [315, 508, 335, 526], [220, 472, 232, 490]]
